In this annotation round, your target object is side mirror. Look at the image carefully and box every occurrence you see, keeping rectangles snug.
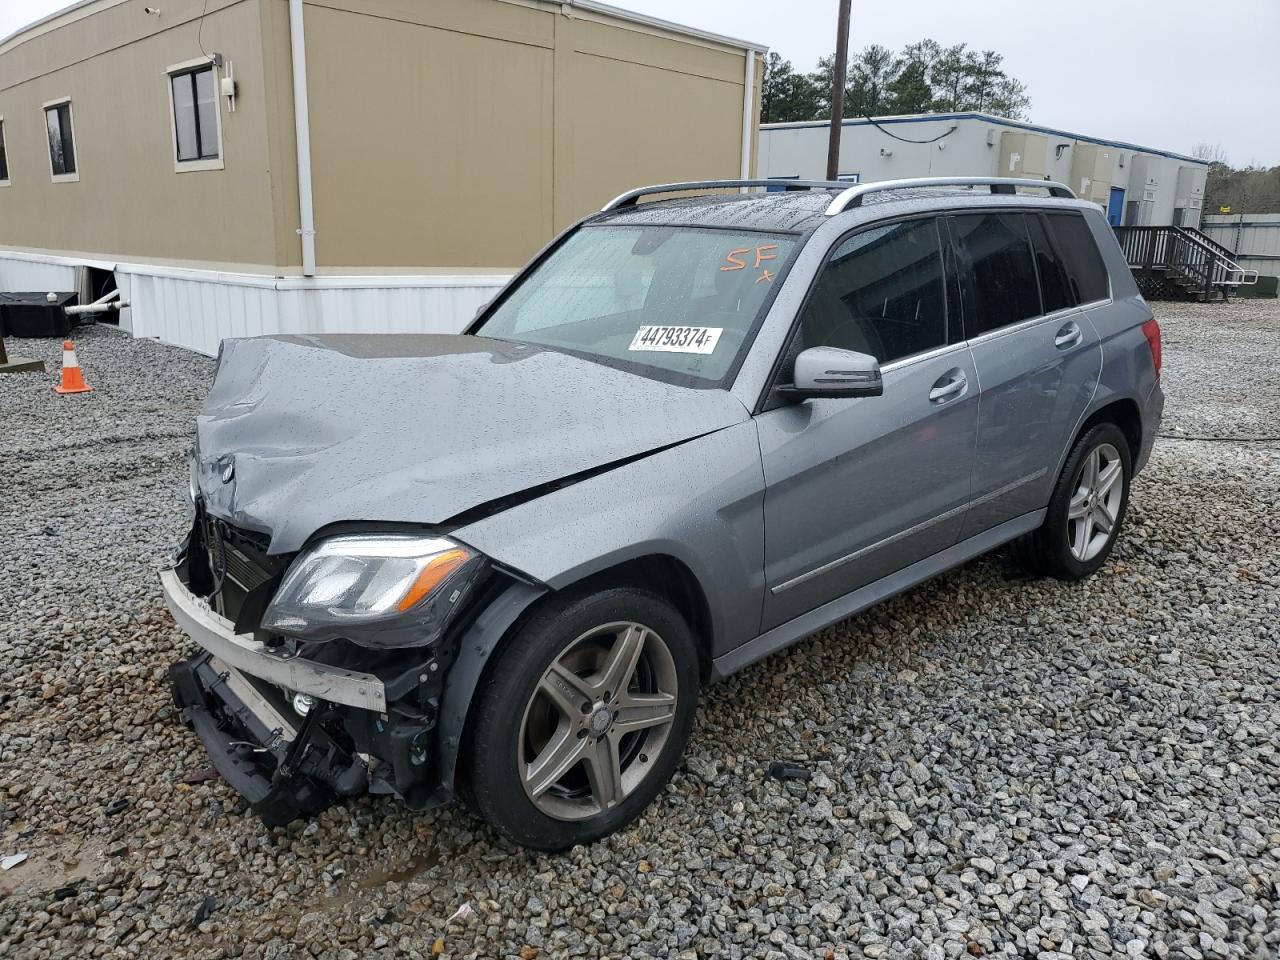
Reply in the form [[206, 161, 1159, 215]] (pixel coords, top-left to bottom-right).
[[778, 346, 883, 401]]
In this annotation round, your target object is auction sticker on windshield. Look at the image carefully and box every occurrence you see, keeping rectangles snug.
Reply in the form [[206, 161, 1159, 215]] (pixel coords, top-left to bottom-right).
[[628, 325, 723, 355]]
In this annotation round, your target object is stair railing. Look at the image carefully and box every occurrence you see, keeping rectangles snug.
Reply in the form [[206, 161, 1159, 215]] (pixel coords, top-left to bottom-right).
[[1114, 225, 1258, 299]]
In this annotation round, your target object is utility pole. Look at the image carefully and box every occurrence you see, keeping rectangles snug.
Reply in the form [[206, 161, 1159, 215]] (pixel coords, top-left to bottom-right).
[[825, 0, 852, 181]]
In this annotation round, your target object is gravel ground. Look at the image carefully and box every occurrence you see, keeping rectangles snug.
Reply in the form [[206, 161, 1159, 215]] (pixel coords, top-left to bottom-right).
[[1, 301, 1278, 960]]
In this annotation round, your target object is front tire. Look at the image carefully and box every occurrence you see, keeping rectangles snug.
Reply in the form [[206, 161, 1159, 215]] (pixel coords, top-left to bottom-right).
[[1020, 422, 1132, 580], [465, 587, 699, 851]]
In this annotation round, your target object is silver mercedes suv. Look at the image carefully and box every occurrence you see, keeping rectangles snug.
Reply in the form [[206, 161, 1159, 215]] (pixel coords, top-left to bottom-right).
[[165, 177, 1163, 850]]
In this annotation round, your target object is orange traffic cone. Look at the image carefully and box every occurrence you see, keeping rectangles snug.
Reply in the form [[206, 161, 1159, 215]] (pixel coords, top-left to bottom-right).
[[53, 339, 93, 394]]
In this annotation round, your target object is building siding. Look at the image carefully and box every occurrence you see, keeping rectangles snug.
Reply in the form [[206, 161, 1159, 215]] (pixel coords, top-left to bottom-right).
[[0, 0, 762, 353], [303, 2, 556, 270], [758, 114, 1207, 229], [0, 0, 759, 276], [303, 0, 752, 270], [1201, 214, 1280, 278], [0, 0, 283, 268]]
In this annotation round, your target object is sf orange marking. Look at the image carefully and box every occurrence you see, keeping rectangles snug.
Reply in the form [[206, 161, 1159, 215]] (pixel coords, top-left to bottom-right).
[[755, 269, 775, 284], [722, 243, 779, 272], [753, 244, 778, 268]]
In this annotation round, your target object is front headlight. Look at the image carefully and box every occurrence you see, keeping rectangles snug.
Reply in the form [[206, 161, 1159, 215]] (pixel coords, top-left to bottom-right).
[[262, 535, 482, 647]]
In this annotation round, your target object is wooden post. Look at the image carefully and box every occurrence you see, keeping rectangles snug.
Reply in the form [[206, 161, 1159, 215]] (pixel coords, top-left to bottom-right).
[[825, 0, 852, 182]]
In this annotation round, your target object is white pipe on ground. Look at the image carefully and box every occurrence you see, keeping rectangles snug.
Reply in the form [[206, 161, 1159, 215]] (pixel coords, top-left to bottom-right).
[[65, 299, 129, 316], [64, 289, 124, 315], [288, 0, 317, 277]]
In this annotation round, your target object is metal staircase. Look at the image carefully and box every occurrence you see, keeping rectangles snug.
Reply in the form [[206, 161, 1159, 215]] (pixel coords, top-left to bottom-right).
[[1114, 225, 1259, 302]]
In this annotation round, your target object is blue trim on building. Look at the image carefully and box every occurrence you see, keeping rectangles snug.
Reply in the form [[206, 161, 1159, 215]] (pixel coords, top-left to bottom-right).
[[761, 113, 1210, 166]]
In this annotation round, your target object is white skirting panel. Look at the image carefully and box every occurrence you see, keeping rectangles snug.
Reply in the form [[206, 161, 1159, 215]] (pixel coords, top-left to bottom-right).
[[1, 251, 512, 356], [124, 271, 513, 356], [0, 255, 77, 293]]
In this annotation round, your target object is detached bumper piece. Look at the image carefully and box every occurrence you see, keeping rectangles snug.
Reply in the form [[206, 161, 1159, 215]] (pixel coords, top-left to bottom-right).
[[171, 652, 368, 826], [160, 568, 386, 712], [162, 566, 446, 823]]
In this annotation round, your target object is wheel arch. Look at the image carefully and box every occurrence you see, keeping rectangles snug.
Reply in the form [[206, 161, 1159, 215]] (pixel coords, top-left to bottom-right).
[[557, 553, 716, 680], [1052, 395, 1142, 488], [436, 552, 715, 796], [1076, 397, 1142, 461]]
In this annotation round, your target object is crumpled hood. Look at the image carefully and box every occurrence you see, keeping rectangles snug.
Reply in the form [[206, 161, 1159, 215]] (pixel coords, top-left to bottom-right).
[[195, 334, 748, 553]]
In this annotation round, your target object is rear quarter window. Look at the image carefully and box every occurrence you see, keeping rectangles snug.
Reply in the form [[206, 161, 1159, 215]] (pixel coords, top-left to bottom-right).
[[1045, 213, 1110, 304], [1026, 214, 1074, 314], [951, 212, 1042, 337]]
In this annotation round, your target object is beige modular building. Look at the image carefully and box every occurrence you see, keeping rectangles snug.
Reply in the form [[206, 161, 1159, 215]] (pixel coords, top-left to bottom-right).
[[0, 0, 765, 353]]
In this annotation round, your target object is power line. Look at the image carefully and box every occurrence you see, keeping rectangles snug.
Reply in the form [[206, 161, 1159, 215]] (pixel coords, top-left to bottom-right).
[[860, 114, 957, 144], [195, 0, 212, 61]]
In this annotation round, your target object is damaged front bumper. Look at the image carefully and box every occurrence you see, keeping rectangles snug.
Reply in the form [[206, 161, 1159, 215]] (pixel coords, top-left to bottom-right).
[[162, 569, 440, 826], [170, 652, 369, 825], [161, 569, 386, 712]]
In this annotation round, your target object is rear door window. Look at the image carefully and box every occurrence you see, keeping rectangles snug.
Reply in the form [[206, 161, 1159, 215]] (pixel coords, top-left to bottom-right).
[[793, 217, 949, 365], [1045, 213, 1111, 304], [950, 212, 1042, 337], [1026, 214, 1074, 314]]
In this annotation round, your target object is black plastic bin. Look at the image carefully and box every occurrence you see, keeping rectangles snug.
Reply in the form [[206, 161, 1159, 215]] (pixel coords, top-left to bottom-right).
[[0, 292, 80, 338]]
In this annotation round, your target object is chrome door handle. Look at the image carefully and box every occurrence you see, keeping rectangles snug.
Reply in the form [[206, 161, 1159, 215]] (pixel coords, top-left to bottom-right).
[[1055, 321, 1083, 349], [928, 370, 968, 403]]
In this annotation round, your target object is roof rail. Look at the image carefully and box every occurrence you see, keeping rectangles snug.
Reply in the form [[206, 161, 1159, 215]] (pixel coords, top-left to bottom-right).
[[601, 179, 851, 212], [826, 177, 1075, 216]]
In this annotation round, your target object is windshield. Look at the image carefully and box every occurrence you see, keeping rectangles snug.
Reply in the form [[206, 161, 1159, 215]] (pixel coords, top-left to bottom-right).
[[475, 224, 799, 386]]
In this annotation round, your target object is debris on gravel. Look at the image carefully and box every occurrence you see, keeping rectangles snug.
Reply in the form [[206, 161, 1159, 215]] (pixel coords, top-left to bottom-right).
[[1, 302, 1278, 959]]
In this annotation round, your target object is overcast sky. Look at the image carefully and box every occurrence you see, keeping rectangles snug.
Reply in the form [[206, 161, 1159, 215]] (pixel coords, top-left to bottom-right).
[[3, 0, 1277, 165]]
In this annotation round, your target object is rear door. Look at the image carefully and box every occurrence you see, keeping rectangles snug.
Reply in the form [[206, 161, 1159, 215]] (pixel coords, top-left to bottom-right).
[[950, 210, 1103, 537], [755, 216, 979, 629]]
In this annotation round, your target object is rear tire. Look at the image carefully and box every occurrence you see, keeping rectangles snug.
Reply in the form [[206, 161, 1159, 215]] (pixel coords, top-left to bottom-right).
[[1018, 422, 1132, 581], [465, 587, 699, 851]]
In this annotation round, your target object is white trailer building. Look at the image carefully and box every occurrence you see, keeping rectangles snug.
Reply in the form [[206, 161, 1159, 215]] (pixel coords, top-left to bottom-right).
[[759, 113, 1209, 229]]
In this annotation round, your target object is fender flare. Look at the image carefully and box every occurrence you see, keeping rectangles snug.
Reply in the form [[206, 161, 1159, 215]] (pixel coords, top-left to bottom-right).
[[435, 579, 548, 792]]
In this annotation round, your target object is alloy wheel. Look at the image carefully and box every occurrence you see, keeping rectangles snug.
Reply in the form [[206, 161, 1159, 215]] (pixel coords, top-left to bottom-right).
[[1067, 441, 1124, 562], [518, 621, 679, 821]]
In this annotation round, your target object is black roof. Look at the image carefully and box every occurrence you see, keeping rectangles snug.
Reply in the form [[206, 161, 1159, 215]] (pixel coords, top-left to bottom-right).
[[594, 186, 1093, 235]]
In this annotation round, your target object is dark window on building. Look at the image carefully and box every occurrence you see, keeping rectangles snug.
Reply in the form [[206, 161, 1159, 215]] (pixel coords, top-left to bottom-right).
[[45, 102, 76, 176], [0, 120, 9, 181], [951, 212, 1042, 337], [795, 217, 949, 365], [171, 65, 219, 162], [1045, 213, 1110, 304], [1026, 214, 1074, 314]]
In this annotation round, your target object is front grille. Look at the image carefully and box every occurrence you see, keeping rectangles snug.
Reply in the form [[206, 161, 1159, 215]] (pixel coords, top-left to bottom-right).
[[199, 515, 285, 627], [222, 542, 271, 593]]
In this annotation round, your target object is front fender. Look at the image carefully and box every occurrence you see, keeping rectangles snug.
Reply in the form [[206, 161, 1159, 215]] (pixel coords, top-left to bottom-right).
[[452, 421, 767, 660], [435, 578, 547, 793]]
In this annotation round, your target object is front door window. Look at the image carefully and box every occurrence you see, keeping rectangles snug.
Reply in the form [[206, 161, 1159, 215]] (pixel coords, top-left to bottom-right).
[[791, 217, 950, 364]]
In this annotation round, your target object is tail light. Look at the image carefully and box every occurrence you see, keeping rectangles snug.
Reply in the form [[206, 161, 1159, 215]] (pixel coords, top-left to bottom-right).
[[1141, 317, 1161, 377]]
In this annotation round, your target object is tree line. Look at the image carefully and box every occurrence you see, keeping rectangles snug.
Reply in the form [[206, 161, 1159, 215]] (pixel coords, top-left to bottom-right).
[[1195, 144, 1280, 214], [761, 40, 1032, 125]]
